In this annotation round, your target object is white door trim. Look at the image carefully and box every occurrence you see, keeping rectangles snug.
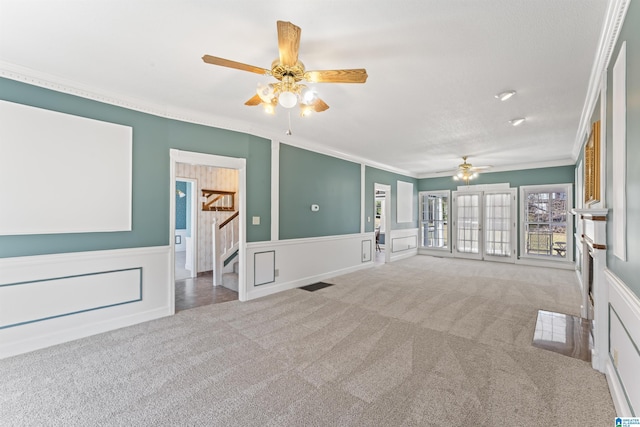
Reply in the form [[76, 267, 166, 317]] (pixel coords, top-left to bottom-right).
[[375, 183, 391, 263], [176, 177, 198, 278]]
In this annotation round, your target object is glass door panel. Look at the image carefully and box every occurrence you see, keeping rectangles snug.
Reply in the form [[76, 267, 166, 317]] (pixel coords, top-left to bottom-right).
[[453, 189, 515, 263], [484, 191, 515, 262], [453, 192, 481, 259]]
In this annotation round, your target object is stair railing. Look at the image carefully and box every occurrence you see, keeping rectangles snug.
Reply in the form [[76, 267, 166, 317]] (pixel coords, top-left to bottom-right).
[[212, 211, 239, 286]]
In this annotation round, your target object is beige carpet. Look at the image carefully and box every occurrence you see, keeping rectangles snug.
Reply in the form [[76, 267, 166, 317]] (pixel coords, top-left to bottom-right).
[[0, 256, 615, 426]]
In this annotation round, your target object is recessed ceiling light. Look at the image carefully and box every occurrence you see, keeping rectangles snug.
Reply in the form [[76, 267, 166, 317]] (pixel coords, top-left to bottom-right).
[[495, 90, 516, 101], [509, 117, 525, 126]]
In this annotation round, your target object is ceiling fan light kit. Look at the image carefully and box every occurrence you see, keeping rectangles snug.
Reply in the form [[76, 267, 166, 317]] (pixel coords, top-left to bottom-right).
[[443, 156, 490, 184], [202, 20, 367, 117]]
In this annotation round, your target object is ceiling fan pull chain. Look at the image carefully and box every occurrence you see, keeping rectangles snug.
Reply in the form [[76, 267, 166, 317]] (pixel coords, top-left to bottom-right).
[[285, 111, 292, 135]]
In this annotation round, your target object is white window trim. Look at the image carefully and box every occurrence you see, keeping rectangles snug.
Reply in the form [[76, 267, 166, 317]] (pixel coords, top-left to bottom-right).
[[519, 183, 574, 263]]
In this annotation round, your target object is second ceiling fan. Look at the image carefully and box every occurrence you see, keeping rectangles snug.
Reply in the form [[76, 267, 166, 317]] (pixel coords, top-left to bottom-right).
[[202, 20, 368, 115], [437, 157, 492, 183]]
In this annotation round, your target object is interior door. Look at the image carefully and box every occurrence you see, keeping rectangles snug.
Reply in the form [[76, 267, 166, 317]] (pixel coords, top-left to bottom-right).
[[453, 189, 516, 263]]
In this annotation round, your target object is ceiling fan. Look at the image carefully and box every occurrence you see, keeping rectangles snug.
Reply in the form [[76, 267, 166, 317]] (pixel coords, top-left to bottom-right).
[[202, 20, 368, 116], [437, 156, 492, 183]]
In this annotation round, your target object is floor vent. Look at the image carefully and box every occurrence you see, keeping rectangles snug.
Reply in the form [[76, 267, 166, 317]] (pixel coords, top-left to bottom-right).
[[300, 282, 334, 292]]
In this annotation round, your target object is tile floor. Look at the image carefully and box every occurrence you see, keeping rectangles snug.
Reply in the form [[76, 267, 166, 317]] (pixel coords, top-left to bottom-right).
[[532, 309, 592, 362], [175, 272, 238, 312]]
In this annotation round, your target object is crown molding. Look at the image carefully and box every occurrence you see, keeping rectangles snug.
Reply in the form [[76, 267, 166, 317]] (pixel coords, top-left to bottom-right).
[[0, 61, 416, 179], [572, 0, 630, 160], [417, 158, 575, 179]]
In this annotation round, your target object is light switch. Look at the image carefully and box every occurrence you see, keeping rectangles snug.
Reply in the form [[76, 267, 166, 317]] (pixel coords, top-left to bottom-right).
[[252, 216, 260, 225]]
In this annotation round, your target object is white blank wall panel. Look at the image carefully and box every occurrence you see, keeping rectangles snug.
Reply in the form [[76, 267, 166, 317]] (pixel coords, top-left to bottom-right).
[[0, 100, 132, 235], [612, 42, 627, 261], [397, 180, 413, 223]]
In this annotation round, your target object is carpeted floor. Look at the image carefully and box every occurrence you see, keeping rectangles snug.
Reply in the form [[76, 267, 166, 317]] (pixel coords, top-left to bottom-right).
[[0, 256, 615, 426]]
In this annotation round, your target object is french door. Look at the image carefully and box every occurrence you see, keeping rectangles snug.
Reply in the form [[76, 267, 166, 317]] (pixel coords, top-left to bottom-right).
[[452, 189, 516, 263]]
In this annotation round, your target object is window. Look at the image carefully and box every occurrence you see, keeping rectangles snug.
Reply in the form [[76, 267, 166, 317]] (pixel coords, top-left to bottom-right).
[[521, 185, 572, 259], [419, 191, 449, 249]]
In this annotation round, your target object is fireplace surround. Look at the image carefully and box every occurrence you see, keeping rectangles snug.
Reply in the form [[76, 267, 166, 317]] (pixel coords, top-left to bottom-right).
[[572, 208, 608, 372]]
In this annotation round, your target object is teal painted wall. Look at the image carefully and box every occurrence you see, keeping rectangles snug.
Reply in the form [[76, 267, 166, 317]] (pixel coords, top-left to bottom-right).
[[418, 165, 575, 257], [279, 144, 360, 239], [418, 165, 575, 192], [0, 77, 271, 258], [605, 0, 640, 298], [364, 167, 418, 233]]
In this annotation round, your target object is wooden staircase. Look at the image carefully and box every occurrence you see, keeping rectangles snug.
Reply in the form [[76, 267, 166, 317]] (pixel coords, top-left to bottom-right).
[[212, 211, 239, 290]]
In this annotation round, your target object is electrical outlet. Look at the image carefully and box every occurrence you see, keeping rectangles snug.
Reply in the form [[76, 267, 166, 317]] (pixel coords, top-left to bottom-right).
[[613, 349, 619, 367], [274, 269, 279, 277]]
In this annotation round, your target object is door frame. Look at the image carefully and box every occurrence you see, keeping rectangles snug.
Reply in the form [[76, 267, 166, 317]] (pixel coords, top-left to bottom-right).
[[374, 183, 391, 263], [169, 149, 247, 309], [175, 177, 198, 278], [452, 186, 516, 263]]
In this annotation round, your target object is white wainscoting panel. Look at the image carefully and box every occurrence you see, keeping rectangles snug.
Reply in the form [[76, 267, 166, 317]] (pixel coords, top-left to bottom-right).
[[0, 268, 141, 329], [175, 229, 187, 251], [605, 268, 640, 416], [390, 228, 419, 262], [0, 246, 171, 358], [254, 251, 275, 286], [362, 240, 372, 262], [245, 233, 375, 300]]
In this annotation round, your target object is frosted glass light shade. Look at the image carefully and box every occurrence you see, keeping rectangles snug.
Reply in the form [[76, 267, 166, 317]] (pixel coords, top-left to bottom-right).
[[279, 91, 298, 109], [257, 83, 275, 103]]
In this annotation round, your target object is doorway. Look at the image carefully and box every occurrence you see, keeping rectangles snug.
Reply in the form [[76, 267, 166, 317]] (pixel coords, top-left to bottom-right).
[[170, 149, 247, 314], [374, 183, 391, 264], [174, 178, 197, 280], [452, 188, 516, 263]]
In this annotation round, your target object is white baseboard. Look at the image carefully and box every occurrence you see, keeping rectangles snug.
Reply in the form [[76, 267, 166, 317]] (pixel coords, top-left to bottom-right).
[[1, 306, 171, 359], [390, 248, 418, 262], [246, 233, 374, 300], [515, 257, 575, 270], [0, 246, 172, 359], [418, 248, 453, 257], [246, 262, 372, 300]]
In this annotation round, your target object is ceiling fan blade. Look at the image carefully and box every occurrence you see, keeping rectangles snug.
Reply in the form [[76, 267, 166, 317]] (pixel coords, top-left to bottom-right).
[[277, 21, 301, 67], [470, 165, 492, 171], [310, 98, 329, 112], [244, 94, 262, 106], [202, 55, 270, 75], [304, 69, 368, 83]]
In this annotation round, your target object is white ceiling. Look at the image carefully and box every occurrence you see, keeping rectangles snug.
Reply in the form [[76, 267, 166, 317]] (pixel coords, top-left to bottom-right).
[[0, 0, 608, 177]]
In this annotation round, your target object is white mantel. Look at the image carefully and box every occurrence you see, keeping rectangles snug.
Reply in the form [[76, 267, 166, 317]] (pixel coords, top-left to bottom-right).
[[572, 208, 609, 372]]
